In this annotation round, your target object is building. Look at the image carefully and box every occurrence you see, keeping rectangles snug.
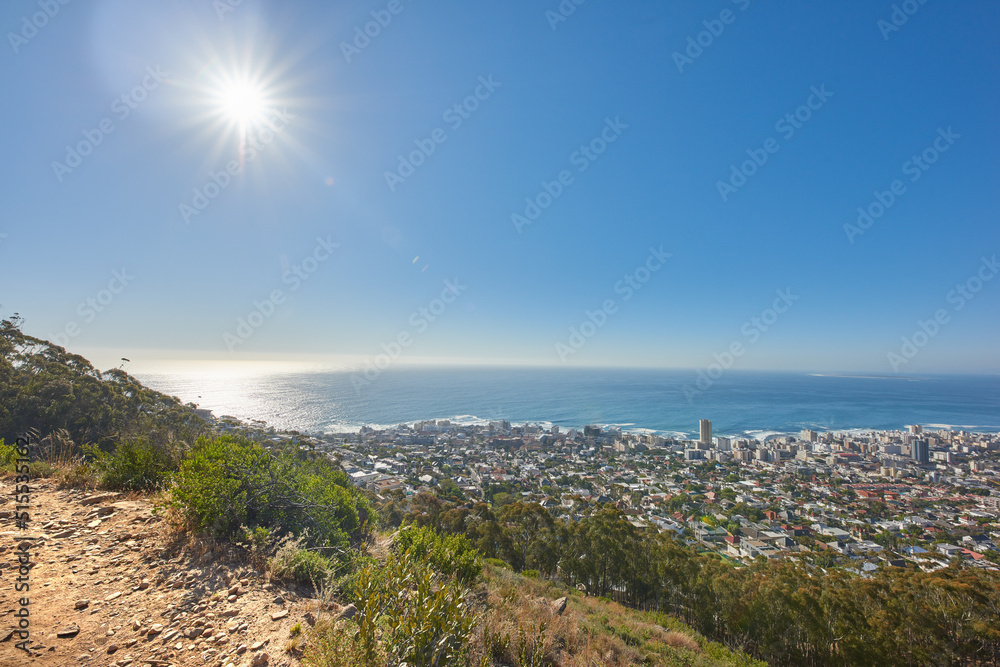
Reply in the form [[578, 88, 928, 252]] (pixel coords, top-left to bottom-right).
[[912, 439, 930, 464], [700, 419, 712, 445]]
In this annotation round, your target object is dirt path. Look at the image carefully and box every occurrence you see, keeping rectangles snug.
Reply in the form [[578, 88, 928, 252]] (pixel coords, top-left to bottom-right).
[[1, 479, 327, 667]]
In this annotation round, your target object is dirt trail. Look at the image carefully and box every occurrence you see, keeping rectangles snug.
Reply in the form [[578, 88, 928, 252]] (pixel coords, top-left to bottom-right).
[[1, 479, 330, 667]]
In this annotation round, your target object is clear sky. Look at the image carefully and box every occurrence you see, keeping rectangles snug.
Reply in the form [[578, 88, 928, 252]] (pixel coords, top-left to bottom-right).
[[2, 0, 998, 374]]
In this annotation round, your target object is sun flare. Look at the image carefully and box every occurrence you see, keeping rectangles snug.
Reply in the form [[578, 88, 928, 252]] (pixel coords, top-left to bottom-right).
[[217, 81, 267, 127]]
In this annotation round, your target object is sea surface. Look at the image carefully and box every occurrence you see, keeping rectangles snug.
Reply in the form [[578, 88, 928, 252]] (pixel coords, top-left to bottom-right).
[[134, 367, 1000, 439]]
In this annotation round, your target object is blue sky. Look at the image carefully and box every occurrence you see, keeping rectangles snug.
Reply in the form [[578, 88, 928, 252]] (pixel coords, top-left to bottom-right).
[[2, 0, 998, 374]]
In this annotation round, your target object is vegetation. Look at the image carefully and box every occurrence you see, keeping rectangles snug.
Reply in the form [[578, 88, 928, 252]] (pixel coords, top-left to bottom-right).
[[0, 315, 205, 451], [381, 494, 1000, 666]]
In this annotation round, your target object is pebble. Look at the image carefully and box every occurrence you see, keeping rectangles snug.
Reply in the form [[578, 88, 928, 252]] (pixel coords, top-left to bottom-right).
[[270, 609, 288, 620], [75, 599, 90, 610], [57, 623, 81, 638]]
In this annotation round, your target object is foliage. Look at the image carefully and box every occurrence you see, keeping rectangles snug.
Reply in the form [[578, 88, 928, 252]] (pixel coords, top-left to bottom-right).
[[170, 435, 370, 561], [269, 534, 335, 587], [87, 437, 174, 491], [351, 548, 475, 667], [377, 491, 1000, 666], [0, 315, 206, 451], [393, 524, 482, 585]]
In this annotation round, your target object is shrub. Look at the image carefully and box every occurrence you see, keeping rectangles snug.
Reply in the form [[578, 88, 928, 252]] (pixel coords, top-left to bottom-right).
[[0, 439, 16, 467], [269, 535, 335, 587], [88, 438, 173, 491], [27, 461, 56, 478], [302, 620, 376, 667], [352, 548, 475, 667], [394, 524, 482, 585], [170, 435, 369, 556], [485, 557, 512, 570]]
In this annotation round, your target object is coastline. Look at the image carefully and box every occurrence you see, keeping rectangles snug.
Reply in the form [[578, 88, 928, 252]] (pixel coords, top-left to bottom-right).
[[134, 367, 1000, 439]]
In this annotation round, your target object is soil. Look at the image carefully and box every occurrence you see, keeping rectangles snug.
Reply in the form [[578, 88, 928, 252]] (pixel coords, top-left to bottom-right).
[[0, 478, 338, 667]]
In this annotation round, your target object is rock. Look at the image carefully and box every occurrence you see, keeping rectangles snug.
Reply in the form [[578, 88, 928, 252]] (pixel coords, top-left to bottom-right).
[[75, 599, 90, 610], [81, 493, 118, 506], [107, 644, 119, 654], [337, 604, 357, 621], [250, 640, 266, 650], [105, 591, 122, 601], [236, 644, 248, 654], [57, 623, 81, 638], [304, 612, 317, 627], [53, 529, 75, 538], [270, 609, 288, 620], [552, 597, 568, 615], [86, 520, 102, 529], [138, 579, 150, 590], [96, 506, 115, 516], [185, 627, 203, 639], [272, 595, 285, 605], [148, 623, 163, 635], [251, 652, 270, 666]]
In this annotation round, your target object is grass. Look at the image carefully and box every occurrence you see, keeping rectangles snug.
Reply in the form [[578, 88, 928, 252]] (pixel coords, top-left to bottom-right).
[[466, 565, 765, 667]]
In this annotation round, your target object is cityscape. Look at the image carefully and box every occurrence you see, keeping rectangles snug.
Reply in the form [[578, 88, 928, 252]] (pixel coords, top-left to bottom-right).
[[223, 414, 1000, 571]]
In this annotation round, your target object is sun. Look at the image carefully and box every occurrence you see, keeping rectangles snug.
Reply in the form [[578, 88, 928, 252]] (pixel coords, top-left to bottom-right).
[[216, 80, 267, 127]]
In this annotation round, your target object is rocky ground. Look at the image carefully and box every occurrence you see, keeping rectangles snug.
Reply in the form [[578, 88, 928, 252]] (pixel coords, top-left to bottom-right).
[[0, 479, 342, 667]]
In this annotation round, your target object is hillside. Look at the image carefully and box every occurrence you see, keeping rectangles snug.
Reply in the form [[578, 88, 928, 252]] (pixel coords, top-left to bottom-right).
[[0, 480, 750, 667]]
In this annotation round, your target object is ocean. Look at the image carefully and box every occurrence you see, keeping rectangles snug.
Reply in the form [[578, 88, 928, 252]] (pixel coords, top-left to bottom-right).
[[134, 367, 1000, 439]]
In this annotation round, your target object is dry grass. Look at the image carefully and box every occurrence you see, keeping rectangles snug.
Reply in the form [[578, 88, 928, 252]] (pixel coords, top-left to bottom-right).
[[663, 630, 701, 653], [466, 567, 712, 666]]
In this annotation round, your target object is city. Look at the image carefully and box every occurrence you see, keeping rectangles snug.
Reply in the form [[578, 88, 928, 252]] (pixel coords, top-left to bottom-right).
[[244, 417, 1000, 572]]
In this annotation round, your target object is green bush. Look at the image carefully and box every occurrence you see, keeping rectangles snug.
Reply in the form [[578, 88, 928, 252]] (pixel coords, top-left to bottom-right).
[[352, 548, 475, 667], [25, 461, 56, 477], [89, 438, 173, 491], [485, 557, 512, 570], [170, 435, 369, 556], [394, 524, 482, 585], [270, 538, 334, 587], [0, 438, 16, 467]]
